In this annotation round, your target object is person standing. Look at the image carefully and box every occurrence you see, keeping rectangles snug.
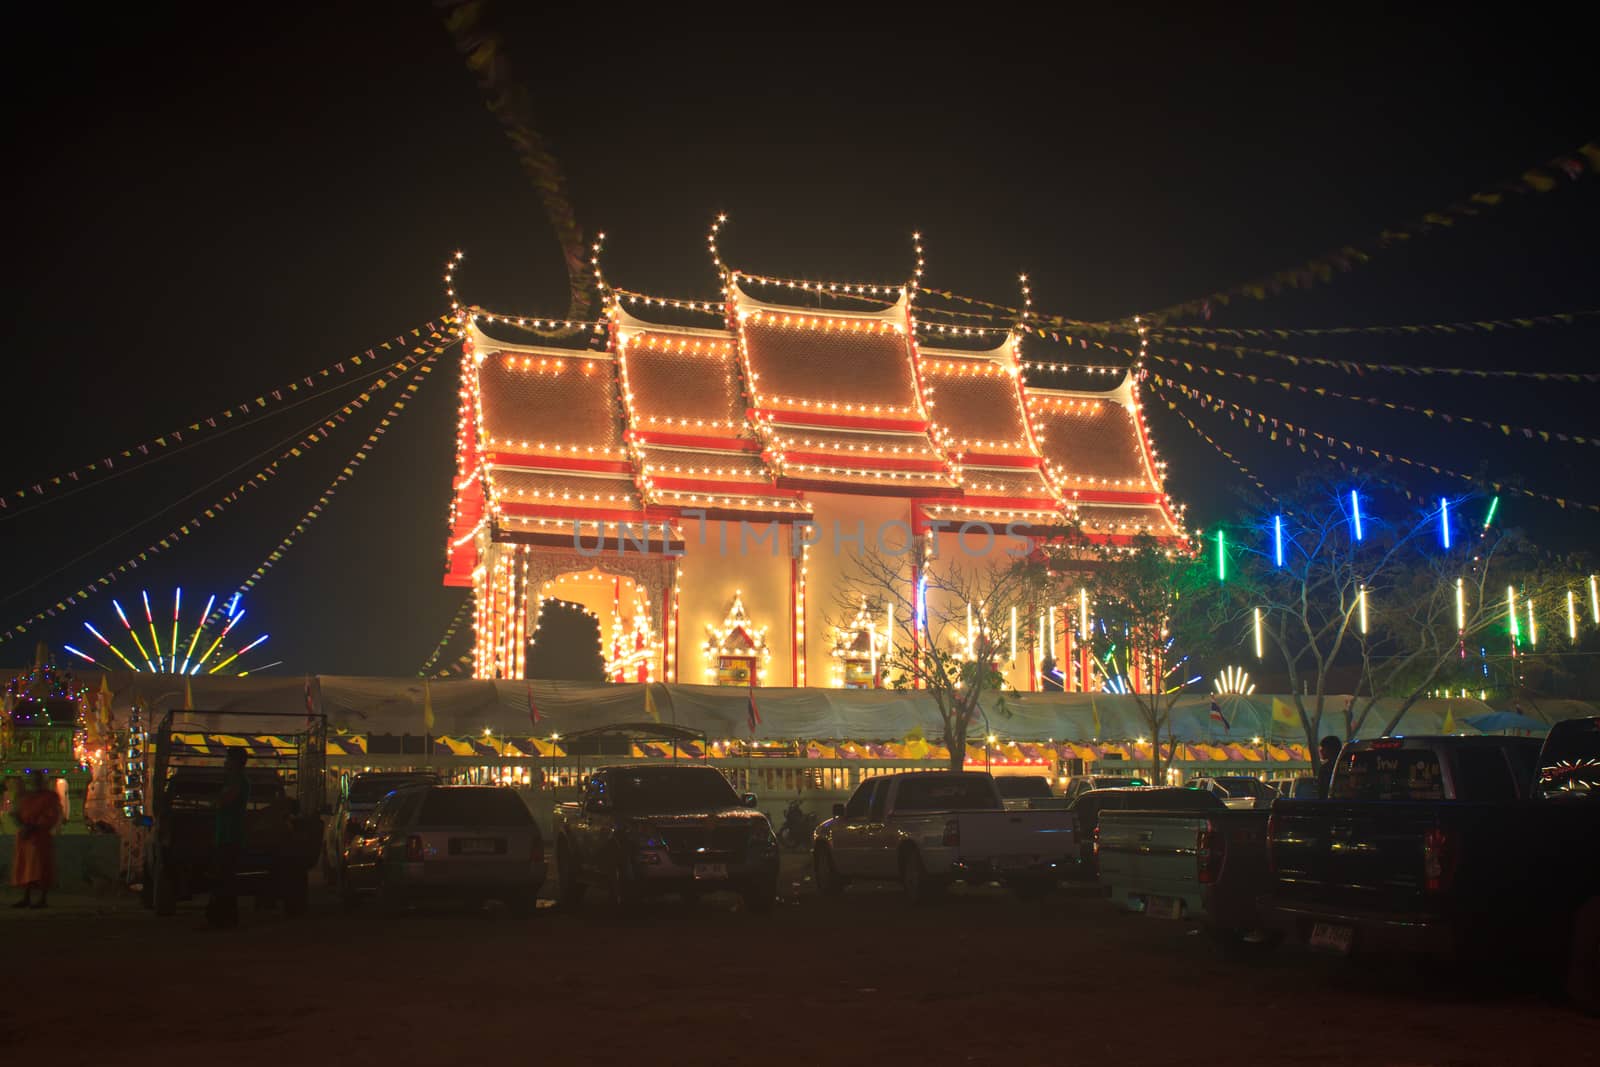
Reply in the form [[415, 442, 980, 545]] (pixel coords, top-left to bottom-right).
[[1316, 735, 1343, 799], [207, 748, 251, 929], [10, 773, 63, 908]]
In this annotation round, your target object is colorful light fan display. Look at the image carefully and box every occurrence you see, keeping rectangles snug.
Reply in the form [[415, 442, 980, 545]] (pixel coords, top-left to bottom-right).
[[65, 588, 272, 675]]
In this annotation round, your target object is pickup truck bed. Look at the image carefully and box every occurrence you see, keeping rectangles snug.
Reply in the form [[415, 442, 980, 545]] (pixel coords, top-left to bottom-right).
[[1267, 799, 1600, 959], [815, 772, 1077, 902], [1098, 805, 1273, 947]]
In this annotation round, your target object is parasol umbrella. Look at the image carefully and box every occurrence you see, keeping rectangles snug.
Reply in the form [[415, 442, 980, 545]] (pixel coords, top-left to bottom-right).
[[1464, 711, 1548, 734]]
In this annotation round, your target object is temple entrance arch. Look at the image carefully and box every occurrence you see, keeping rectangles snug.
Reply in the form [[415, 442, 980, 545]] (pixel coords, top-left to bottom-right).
[[521, 550, 674, 684]]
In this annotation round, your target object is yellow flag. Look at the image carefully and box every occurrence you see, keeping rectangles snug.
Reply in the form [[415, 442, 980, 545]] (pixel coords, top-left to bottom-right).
[[1272, 698, 1299, 729], [643, 685, 659, 721], [423, 679, 435, 732], [1442, 706, 1456, 733], [184, 677, 194, 711]]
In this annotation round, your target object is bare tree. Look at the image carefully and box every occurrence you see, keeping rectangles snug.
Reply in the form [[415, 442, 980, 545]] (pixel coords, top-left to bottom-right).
[[1350, 526, 1585, 735], [836, 548, 1044, 772], [1227, 475, 1435, 774]]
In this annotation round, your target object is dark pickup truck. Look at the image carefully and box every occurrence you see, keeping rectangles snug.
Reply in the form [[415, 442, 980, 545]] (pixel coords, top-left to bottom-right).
[[553, 763, 780, 912], [1266, 725, 1600, 1013]]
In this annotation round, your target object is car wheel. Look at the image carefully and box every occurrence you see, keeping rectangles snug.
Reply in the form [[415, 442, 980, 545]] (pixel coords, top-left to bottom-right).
[[153, 862, 177, 917], [609, 861, 639, 911], [1569, 896, 1600, 1016], [378, 878, 407, 917], [742, 878, 777, 915], [813, 846, 845, 896], [901, 848, 936, 905], [281, 868, 310, 917], [557, 840, 585, 908]]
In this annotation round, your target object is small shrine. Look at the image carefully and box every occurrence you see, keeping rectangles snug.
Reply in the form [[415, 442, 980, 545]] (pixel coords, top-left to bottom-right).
[[704, 592, 769, 686], [831, 598, 889, 689], [1, 648, 99, 831]]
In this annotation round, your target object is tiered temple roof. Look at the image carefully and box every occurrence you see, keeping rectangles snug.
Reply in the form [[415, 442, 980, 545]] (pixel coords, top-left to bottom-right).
[[445, 268, 1186, 585]]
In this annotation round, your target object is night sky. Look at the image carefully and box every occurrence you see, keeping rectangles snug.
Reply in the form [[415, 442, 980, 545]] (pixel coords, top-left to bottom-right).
[[4, 7, 1596, 676]]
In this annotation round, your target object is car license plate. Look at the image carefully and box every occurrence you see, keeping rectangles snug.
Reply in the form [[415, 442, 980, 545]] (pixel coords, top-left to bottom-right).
[[458, 838, 499, 854], [1309, 922, 1354, 954], [693, 863, 727, 880], [1145, 895, 1183, 920]]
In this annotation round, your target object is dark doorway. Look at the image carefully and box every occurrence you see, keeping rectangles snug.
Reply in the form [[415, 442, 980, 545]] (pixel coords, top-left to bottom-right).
[[526, 598, 606, 682]]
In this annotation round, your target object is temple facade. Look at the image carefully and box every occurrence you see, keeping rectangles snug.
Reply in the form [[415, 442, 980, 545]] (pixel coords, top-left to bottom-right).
[[445, 266, 1186, 692]]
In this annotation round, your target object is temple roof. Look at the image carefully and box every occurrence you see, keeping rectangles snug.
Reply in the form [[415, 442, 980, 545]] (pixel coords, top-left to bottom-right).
[[450, 279, 1187, 555], [613, 309, 807, 518]]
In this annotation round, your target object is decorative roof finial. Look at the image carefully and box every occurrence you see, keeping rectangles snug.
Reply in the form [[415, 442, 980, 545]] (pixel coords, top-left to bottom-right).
[[708, 212, 730, 295]]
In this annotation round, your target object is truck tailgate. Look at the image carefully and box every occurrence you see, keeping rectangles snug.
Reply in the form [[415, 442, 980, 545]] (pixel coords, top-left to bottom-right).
[[955, 810, 1075, 863], [1097, 810, 1209, 907]]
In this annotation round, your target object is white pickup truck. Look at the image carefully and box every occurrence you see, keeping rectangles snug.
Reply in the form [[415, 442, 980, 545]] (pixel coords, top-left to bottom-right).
[[811, 771, 1077, 902]]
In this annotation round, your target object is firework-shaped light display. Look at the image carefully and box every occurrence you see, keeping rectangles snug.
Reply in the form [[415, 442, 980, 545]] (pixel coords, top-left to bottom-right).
[[65, 589, 272, 675], [1212, 666, 1257, 695]]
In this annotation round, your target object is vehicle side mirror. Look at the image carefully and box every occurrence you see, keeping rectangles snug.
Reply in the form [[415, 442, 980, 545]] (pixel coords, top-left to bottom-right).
[[742, 793, 759, 808], [832, 803, 845, 818]]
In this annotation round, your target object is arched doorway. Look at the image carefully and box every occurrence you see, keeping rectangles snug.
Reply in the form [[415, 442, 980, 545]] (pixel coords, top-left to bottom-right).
[[525, 599, 606, 682]]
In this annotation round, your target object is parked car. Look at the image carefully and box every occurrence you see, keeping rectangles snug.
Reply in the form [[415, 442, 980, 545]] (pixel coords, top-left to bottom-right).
[[1264, 728, 1600, 1013], [1096, 795, 1278, 954], [1062, 774, 1146, 805], [553, 764, 779, 912], [340, 784, 545, 916], [323, 770, 440, 884], [1190, 775, 1275, 809], [812, 771, 1077, 902], [1266, 777, 1318, 800], [1066, 786, 1222, 876], [995, 775, 1057, 810]]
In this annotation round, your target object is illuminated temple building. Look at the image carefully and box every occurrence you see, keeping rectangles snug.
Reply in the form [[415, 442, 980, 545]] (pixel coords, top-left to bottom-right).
[[445, 258, 1186, 692]]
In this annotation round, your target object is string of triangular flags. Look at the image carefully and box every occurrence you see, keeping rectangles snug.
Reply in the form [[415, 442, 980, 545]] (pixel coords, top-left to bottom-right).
[[416, 594, 475, 678], [1128, 140, 1600, 325], [1147, 353, 1596, 447], [1147, 308, 1600, 340], [0, 317, 451, 513], [1144, 332, 1600, 382], [234, 348, 449, 596], [1146, 372, 1600, 514], [0, 343, 443, 645]]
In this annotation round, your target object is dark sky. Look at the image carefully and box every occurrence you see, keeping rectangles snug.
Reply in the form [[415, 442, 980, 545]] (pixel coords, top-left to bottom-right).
[[4, 6, 1597, 675]]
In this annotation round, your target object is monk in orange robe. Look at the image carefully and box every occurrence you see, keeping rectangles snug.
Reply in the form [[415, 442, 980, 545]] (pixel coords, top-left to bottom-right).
[[11, 773, 62, 908]]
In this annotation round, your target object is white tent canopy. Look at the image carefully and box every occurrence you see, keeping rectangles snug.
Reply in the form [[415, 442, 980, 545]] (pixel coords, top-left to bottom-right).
[[38, 672, 1595, 743]]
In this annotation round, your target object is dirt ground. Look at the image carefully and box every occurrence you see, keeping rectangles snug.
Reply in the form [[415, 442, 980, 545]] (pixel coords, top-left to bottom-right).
[[4, 858, 1593, 1065]]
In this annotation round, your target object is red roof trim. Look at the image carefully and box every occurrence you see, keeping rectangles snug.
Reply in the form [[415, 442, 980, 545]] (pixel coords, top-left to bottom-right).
[[751, 407, 929, 433], [649, 476, 803, 499], [627, 430, 762, 453], [779, 451, 950, 474], [484, 451, 633, 476], [1062, 489, 1165, 506]]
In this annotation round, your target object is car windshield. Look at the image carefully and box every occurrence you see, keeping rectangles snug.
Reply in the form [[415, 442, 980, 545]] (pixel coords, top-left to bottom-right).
[[608, 768, 740, 813], [351, 775, 435, 804], [417, 788, 533, 826], [1332, 748, 1445, 801], [893, 775, 1001, 812], [1214, 778, 1268, 798], [995, 777, 1053, 799]]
